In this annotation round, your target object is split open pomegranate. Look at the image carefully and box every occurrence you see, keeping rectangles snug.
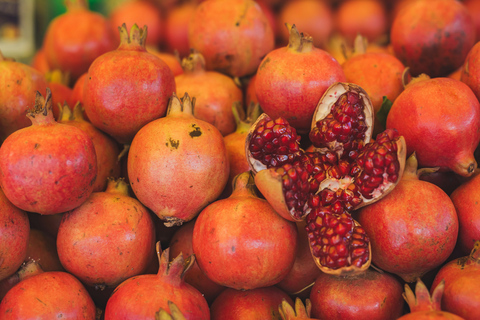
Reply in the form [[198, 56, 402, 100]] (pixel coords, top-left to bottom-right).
[[246, 82, 407, 275]]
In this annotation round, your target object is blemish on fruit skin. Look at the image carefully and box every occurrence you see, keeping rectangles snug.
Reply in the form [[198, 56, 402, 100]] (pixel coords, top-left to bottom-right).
[[189, 124, 202, 137], [167, 138, 180, 149], [259, 57, 271, 70]]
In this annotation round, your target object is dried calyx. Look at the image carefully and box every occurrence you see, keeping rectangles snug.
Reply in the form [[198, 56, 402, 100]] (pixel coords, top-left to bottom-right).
[[246, 82, 406, 275]]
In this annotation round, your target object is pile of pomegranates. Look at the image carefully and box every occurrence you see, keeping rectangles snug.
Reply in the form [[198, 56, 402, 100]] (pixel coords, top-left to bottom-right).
[[1, 0, 480, 318]]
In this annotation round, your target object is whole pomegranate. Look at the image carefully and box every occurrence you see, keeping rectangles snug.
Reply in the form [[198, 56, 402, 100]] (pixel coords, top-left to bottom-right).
[[255, 24, 346, 133], [0, 188, 29, 282], [356, 154, 459, 282], [42, 0, 117, 82], [0, 270, 97, 319], [192, 171, 298, 290], [128, 93, 229, 226], [430, 241, 480, 320], [188, 0, 275, 78], [460, 41, 480, 102], [0, 89, 97, 215], [175, 49, 243, 136], [56, 178, 156, 289], [210, 286, 293, 320], [0, 51, 48, 142], [84, 23, 176, 144], [397, 279, 465, 320], [104, 244, 210, 320], [390, 0, 475, 77], [309, 268, 405, 320], [386, 75, 480, 177]]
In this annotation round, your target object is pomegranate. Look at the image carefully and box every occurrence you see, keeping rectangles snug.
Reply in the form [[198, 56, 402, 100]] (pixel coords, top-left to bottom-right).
[[175, 49, 243, 136], [460, 41, 480, 102], [246, 82, 407, 275], [0, 188, 29, 281], [109, 0, 164, 48], [397, 279, 465, 320], [449, 172, 480, 255], [309, 268, 405, 320], [245, 74, 258, 107], [387, 75, 480, 177], [0, 51, 48, 142], [44, 69, 74, 120], [147, 47, 184, 76], [30, 47, 50, 75], [279, 298, 318, 320], [463, 0, 480, 43], [356, 154, 459, 282], [192, 171, 298, 290], [104, 243, 210, 320], [58, 103, 121, 192], [0, 89, 97, 215], [70, 72, 87, 107], [210, 286, 293, 320], [26, 229, 64, 272], [390, 0, 476, 78], [83, 23, 176, 144], [276, 0, 334, 49], [335, 0, 389, 46], [255, 24, 346, 133], [128, 93, 229, 226], [0, 260, 43, 301], [0, 270, 97, 319], [169, 220, 225, 304], [164, 1, 197, 58], [42, 0, 117, 82], [56, 178, 156, 289], [188, 0, 275, 78], [430, 241, 480, 320]]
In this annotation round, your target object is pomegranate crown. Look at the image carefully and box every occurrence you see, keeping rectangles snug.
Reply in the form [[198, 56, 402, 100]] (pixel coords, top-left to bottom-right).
[[118, 23, 148, 49]]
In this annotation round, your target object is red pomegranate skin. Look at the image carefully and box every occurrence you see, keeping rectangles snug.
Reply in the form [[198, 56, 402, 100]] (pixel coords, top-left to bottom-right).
[[309, 268, 405, 320], [386, 77, 480, 177], [188, 0, 275, 78], [30, 47, 50, 75], [0, 92, 98, 215], [164, 2, 196, 58], [0, 271, 97, 319], [0, 55, 48, 142], [461, 41, 480, 103], [26, 229, 64, 272], [255, 26, 346, 132], [147, 48, 184, 76], [192, 172, 298, 290], [169, 220, 225, 304], [84, 24, 176, 144], [210, 286, 294, 320], [42, 0, 117, 81], [430, 244, 480, 320], [356, 156, 459, 283], [0, 188, 30, 281], [71, 72, 87, 107], [390, 0, 476, 78], [450, 173, 480, 255], [56, 178, 156, 288]]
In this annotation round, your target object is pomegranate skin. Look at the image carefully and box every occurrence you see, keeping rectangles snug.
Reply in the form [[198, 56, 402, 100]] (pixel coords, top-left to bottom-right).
[[0, 189, 30, 282], [461, 41, 480, 103], [386, 77, 480, 177], [0, 55, 48, 142], [356, 155, 459, 283], [26, 229, 64, 272], [164, 2, 196, 58], [188, 0, 275, 78], [192, 172, 298, 290], [56, 178, 156, 289], [255, 25, 346, 132], [0, 91, 98, 215], [390, 0, 475, 78], [450, 173, 480, 255], [0, 271, 97, 319], [210, 286, 293, 320], [309, 269, 405, 320]]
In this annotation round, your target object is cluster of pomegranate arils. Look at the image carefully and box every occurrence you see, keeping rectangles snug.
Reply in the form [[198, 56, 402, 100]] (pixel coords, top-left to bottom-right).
[[246, 82, 407, 275]]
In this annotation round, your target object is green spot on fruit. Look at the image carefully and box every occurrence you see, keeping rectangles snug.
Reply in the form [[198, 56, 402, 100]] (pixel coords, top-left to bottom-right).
[[189, 124, 202, 138]]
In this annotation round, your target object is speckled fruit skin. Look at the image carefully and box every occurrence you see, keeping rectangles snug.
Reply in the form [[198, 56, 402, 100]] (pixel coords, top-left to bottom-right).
[[0, 271, 97, 319], [390, 0, 476, 78], [450, 173, 480, 255], [56, 179, 156, 289], [210, 286, 294, 320], [192, 172, 298, 290], [42, 1, 116, 82], [0, 56, 48, 142], [386, 77, 480, 177], [83, 25, 176, 145], [356, 158, 459, 283], [309, 268, 405, 320], [0, 189, 30, 282], [188, 0, 275, 78], [461, 41, 480, 103]]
